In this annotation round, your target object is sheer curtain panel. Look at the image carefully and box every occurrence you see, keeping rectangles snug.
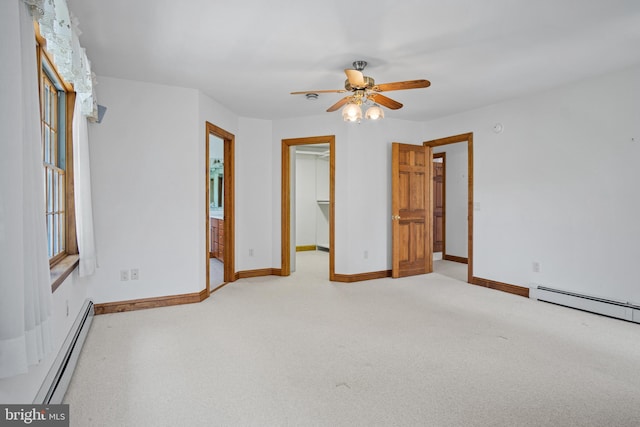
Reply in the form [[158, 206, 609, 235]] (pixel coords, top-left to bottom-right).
[[73, 98, 97, 276], [0, 1, 54, 379]]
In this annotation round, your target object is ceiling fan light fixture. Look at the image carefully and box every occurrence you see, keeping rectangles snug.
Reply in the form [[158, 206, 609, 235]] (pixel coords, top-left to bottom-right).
[[365, 103, 384, 120], [292, 60, 430, 121], [342, 102, 362, 122]]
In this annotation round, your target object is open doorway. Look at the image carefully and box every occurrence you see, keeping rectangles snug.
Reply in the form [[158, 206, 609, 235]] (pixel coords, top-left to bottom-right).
[[293, 144, 330, 276], [281, 135, 336, 281], [205, 122, 235, 293], [424, 133, 473, 283], [209, 134, 224, 287], [433, 152, 445, 258]]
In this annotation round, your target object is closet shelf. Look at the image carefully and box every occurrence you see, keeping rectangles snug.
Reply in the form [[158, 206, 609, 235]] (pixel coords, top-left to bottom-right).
[[317, 200, 329, 204]]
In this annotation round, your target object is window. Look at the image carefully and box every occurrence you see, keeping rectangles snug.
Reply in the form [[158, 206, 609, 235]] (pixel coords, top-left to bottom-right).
[[37, 33, 78, 267], [41, 66, 65, 260]]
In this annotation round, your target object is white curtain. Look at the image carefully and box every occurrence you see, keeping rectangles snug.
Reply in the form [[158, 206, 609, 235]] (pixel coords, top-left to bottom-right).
[[37, 0, 99, 275], [72, 99, 97, 276], [0, 1, 54, 379]]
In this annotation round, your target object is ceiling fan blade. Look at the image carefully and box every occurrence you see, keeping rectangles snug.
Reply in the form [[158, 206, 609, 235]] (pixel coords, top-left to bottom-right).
[[290, 89, 347, 95], [344, 69, 366, 88], [326, 96, 351, 112], [373, 79, 431, 92], [368, 93, 403, 110]]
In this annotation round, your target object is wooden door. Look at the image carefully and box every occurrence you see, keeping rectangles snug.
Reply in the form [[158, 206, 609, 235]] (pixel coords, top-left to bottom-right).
[[433, 154, 445, 252], [392, 143, 433, 278]]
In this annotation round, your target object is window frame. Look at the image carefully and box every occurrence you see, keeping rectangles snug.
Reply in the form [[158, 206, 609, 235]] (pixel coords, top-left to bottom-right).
[[41, 61, 67, 264], [36, 26, 79, 290]]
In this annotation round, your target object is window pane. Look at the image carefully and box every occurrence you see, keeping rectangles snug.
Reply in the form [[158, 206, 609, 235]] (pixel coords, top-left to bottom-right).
[[59, 212, 65, 252], [51, 130, 57, 168], [47, 214, 53, 258], [59, 173, 65, 211], [48, 172, 51, 201], [44, 85, 49, 123], [51, 90, 57, 131], [47, 168, 53, 212], [44, 128, 50, 163], [54, 169, 59, 213], [53, 213, 58, 255], [43, 171, 47, 206]]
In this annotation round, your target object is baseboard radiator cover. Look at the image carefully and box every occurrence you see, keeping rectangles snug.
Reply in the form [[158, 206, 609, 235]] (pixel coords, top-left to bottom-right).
[[536, 286, 640, 324], [34, 299, 95, 404]]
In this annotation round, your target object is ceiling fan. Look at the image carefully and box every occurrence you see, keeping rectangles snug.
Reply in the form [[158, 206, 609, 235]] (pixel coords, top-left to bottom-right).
[[291, 60, 430, 121]]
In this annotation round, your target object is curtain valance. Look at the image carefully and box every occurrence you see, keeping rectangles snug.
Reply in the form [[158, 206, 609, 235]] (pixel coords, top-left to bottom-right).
[[21, 0, 97, 120]]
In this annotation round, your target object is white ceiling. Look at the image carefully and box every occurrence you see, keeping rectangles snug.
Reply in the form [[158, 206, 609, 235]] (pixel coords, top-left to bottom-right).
[[67, 0, 640, 121]]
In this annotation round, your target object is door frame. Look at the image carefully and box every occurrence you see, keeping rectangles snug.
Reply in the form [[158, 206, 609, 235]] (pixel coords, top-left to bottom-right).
[[205, 122, 235, 293], [424, 133, 473, 284], [281, 135, 335, 280]]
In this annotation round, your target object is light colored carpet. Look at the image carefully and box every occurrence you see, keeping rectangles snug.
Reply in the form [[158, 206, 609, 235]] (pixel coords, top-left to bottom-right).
[[433, 258, 467, 282], [64, 251, 640, 426], [210, 257, 224, 287]]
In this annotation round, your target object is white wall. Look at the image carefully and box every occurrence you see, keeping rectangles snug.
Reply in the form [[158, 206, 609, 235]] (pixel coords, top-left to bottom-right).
[[433, 143, 468, 258], [0, 274, 88, 403], [84, 76, 278, 301], [87, 77, 201, 302], [295, 153, 317, 246], [421, 64, 640, 302], [315, 156, 330, 201], [315, 156, 329, 249], [235, 117, 273, 272]]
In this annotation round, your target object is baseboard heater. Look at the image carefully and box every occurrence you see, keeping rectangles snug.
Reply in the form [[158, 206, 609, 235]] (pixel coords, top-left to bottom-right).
[[34, 299, 95, 404], [536, 286, 640, 324]]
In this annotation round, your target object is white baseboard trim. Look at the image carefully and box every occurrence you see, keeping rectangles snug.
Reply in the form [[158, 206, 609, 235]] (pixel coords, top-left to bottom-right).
[[535, 286, 640, 323], [34, 299, 94, 404]]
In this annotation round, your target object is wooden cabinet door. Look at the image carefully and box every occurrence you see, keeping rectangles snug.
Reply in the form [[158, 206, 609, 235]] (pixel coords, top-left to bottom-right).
[[209, 218, 216, 258], [217, 221, 224, 260], [211, 220, 218, 258], [392, 143, 433, 278]]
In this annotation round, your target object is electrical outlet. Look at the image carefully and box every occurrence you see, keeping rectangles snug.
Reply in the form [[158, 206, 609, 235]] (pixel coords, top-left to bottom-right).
[[131, 268, 139, 280], [66, 300, 69, 317], [364, 250, 369, 259], [249, 248, 254, 256], [532, 262, 540, 273], [120, 270, 129, 281]]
